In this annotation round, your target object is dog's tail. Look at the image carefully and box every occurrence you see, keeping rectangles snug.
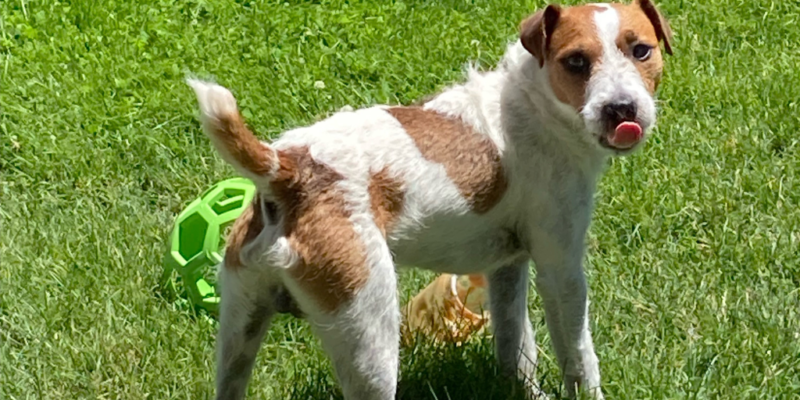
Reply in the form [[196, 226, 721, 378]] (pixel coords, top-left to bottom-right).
[[186, 79, 281, 184]]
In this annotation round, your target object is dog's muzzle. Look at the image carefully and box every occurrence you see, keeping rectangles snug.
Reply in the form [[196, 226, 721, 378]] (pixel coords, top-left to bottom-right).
[[599, 99, 643, 150]]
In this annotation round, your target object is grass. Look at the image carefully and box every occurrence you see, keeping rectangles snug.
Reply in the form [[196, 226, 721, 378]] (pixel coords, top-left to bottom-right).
[[1, 0, 800, 398]]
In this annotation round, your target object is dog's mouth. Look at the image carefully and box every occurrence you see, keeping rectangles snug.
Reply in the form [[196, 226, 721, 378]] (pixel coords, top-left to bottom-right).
[[599, 120, 644, 151]]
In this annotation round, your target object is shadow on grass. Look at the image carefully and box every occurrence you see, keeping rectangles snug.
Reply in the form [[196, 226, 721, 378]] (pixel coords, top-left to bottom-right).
[[286, 333, 546, 400]]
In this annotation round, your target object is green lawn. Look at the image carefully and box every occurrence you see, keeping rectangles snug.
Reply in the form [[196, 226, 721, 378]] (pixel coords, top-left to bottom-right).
[[2, 0, 800, 398]]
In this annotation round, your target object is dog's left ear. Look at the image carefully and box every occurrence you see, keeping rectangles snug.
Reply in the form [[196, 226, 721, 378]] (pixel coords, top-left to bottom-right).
[[637, 0, 673, 55], [520, 4, 562, 67]]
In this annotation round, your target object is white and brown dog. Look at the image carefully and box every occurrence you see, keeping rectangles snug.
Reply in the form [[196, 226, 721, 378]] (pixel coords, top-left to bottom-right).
[[187, 1, 672, 399]]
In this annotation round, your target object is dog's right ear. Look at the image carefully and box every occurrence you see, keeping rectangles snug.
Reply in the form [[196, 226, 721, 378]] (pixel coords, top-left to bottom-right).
[[520, 4, 562, 68], [636, 0, 673, 55]]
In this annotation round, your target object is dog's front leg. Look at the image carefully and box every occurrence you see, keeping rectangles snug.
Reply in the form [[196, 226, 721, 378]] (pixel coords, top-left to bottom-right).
[[487, 258, 545, 398], [528, 222, 603, 399]]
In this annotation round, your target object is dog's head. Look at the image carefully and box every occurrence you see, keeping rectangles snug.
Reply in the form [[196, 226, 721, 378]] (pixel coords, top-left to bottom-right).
[[519, 0, 672, 154]]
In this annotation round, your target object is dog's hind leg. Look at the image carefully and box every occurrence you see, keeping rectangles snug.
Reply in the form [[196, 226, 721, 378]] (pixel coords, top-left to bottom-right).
[[299, 242, 399, 400], [214, 267, 276, 400], [488, 258, 544, 397]]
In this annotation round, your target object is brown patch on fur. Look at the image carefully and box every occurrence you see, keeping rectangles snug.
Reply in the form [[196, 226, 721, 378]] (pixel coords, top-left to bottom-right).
[[224, 195, 265, 270], [368, 167, 405, 237], [612, 2, 669, 93], [208, 110, 276, 177], [541, 5, 605, 111], [270, 146, 369, 313], [387, 107, 507, 214]]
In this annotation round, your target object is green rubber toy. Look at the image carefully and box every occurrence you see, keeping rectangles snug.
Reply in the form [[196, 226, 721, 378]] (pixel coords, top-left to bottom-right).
[[162, 177, 256, 315]]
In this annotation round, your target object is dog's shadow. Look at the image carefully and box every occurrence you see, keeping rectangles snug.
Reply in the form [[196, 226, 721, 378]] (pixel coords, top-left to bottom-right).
[[287, 333, 554, 400]]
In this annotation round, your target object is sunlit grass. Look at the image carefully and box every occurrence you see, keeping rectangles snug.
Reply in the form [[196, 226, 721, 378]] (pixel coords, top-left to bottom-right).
[[1, 0, 799, 398]]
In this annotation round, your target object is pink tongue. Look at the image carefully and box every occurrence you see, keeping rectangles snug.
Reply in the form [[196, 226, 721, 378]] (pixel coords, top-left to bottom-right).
[[610, 121, 643, 147]]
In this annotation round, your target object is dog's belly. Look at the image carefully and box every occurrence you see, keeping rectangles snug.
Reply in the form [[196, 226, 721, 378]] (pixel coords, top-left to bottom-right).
[[389, 215, 525, 274]]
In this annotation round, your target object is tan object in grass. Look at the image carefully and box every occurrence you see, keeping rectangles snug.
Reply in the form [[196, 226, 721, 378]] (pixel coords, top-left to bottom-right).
[[401, 274, 490, 344]]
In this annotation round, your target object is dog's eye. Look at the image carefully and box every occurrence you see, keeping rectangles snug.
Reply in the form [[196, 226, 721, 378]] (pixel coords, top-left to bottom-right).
[[562, 53, 590, 75], [632, 44, 652, 61]]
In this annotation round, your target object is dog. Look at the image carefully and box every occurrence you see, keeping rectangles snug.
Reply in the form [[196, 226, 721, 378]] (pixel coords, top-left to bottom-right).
[[187, 1, 672, 398]]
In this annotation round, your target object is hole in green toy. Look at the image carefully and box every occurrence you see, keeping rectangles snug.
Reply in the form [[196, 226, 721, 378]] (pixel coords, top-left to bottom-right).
[[178, 214, 208, 260], [211, 188, 247, 215], [196, 278, 215, 298]]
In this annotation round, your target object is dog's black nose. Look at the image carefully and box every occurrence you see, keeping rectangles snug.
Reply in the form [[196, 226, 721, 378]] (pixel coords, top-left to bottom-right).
[[603, 100, 637, 123]]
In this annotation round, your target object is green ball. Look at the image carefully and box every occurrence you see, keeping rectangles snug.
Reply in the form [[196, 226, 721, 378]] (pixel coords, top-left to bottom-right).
[[162, 177, 256, 315]]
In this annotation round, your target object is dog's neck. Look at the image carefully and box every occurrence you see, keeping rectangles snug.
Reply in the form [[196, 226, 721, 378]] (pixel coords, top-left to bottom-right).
[[424, 41, 610, 183]]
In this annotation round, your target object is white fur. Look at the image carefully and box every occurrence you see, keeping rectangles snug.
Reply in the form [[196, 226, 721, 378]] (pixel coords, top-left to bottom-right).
[[197, 4, 667, 399], [583, 5, 657, 146]]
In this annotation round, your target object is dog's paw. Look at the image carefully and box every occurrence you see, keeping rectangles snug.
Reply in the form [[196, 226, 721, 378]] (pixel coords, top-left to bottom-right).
[[527, 384, 550, 400]]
